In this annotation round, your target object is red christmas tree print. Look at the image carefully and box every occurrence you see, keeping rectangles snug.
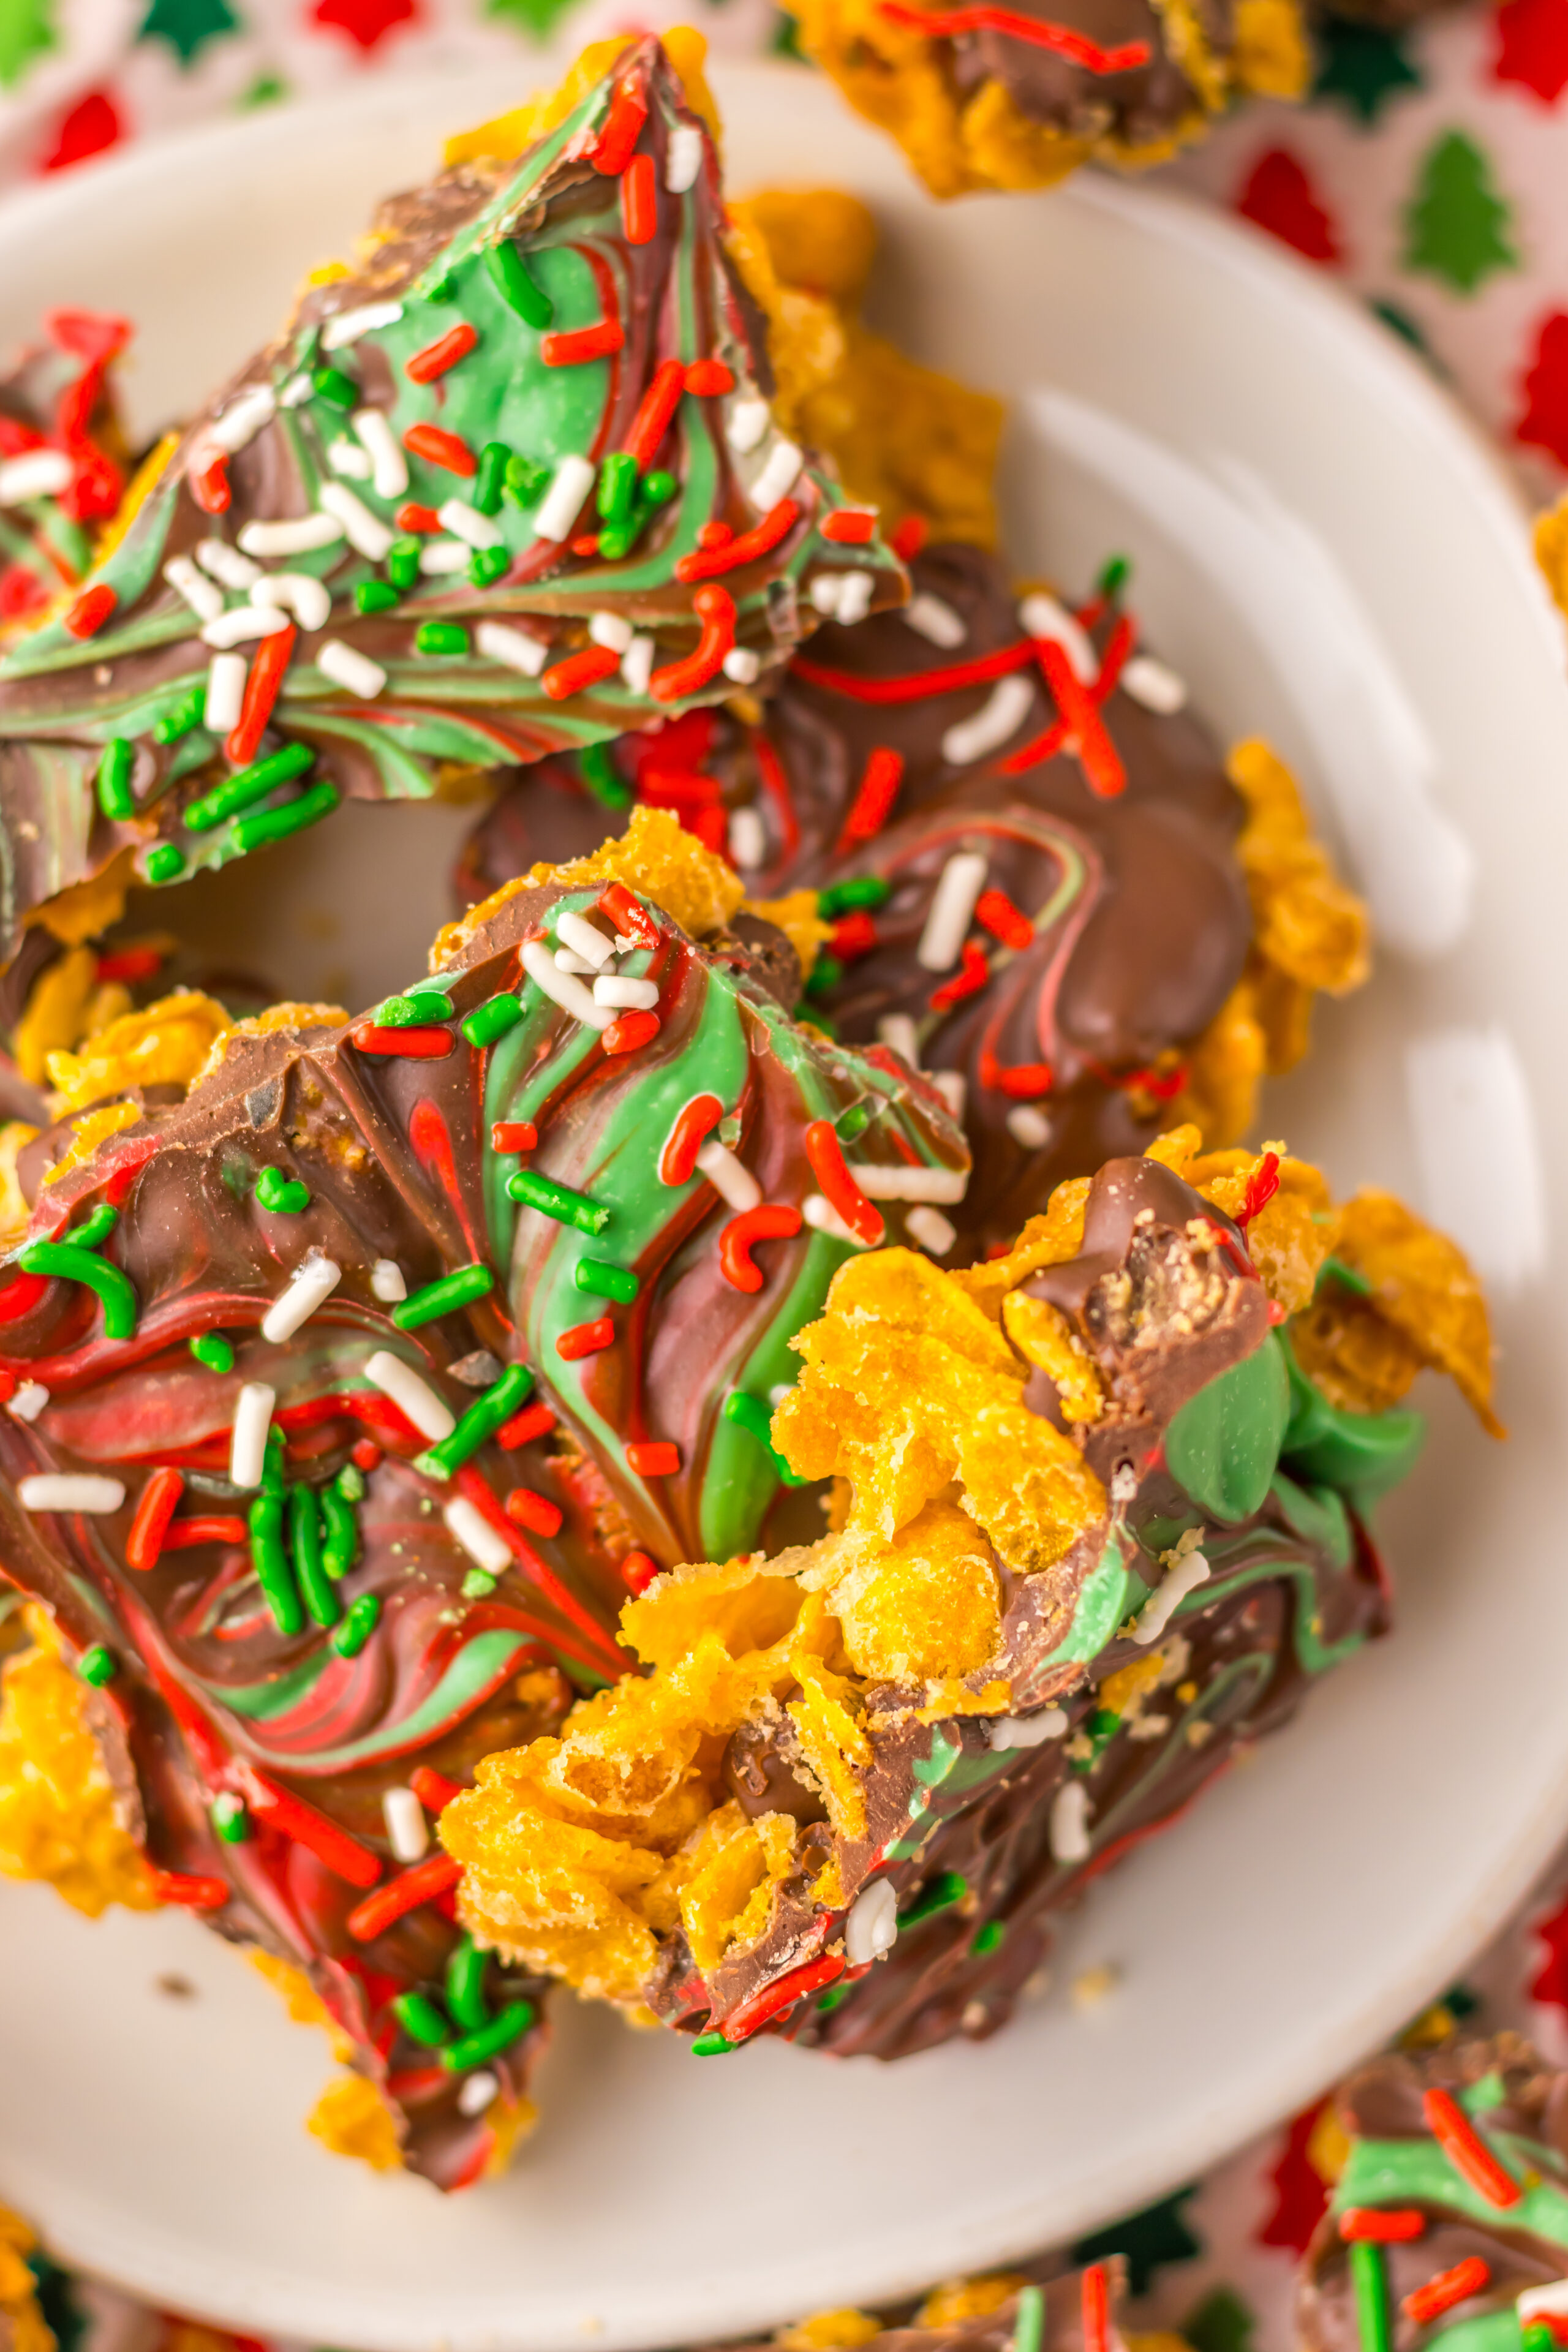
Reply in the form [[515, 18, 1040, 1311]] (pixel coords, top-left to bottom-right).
[[38, 86, 124, 172], [313, 0, 420, 52], [1235, 148, 1343, 265], [1516, 311, 1568, 468], [1494, 0, 1568, 104], [1256, 2100, 1332, 2253]]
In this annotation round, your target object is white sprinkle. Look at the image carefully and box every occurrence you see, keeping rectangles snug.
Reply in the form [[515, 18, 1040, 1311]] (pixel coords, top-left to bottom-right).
[[209, 383, 276, 455], [587, 610, 633, 655], [533, 454, 595, 545], [229, 1382, 276, 1490], [7, 1381, 49, 1422], [521, 937, 613, 1031], [260, 1251, 342, 1345], [444, 1494, 511, 1578], [200, 605, 289, 649], [352, 407, 408, 502], [728, 805, 766, 870], [907, 1205, 956, 1257], [554, 949, 599, 976], [1007, 1104, 1052, 1150], [321, 300, 403, 350], [987, 1708, 1068, 1750], [1518, 2290, 1568, 2325], [381, 1785, 429, 1864], [318, 481, 392, 563], [802, 1193, 867, 1248], [419, 538, 470, 576], [851, 1163, 968, 1204], [0, 448, 72, 503], [835, 571, 875, 627], [665, 121, 703, 193], [365, 1351, 454, 1444], [439, 496, 505, 552], [238, 513, 344, 559], [557, 910, 614, 968], [810, 575, 845, 619], [876, 1012, 921, 1068], [593, 974, 659, 1011], [726, 397, 769, 456], [1049, 1781, 1092, 1863], [749, 439, 802, 513], [1019, 591, 1096, 684], [18, 1474, 124, 1514], [695, 1137, 761, 1214], [251, 571, 331, 631], [371, 1259, 406, 1302], [476, 620, 548, 677], [279, 373, 312, 409], [932, 1071, 966, 1121], [204, 652, 247, 733], [844, 1880, 898, 1966], [318, 639, 387, 701], [902, 593, 965, 650], [1134, 1547, 1210, 1643], [195, 537, 261, 590], [918, 849, 988, 972], [620, 635, 655, 696], [722, 645, 760, 684], [941, 673, 1035, 766], [1110, 1463, 1138, 1505], [1121, 653, 1188, 715], [326, 437, 373, 480], [457, 2068, 500, 2117], [163, 556, 223, 624]]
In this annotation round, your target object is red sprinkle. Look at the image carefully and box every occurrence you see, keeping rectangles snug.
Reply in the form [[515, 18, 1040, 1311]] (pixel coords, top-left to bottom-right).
[[588, 81, 647, 175], [794, 638, 1033, 707], [622, 151, 657, 245], [497, 1400, 557, 1452], [981, 1051, 1054, 1100], [626, 1440, 680, 1476], [684, 358, 734, 396], [351, 1438, 383, 1472], [830, 911, 878, 960], [409, 1765, 464, 1812], [96, 946, 164, 984], [822, 509, 877, 545], [878, 0, 1150, 70], [890, 513, 928, 562], [244, 1770, 382, 1890], [651, 584, 734, 701], [346, 1852, 461, 1941], [557, 1316, 615, 1362], [190, 453, 231, 514], [396, 500, 442, 533], [1237, 1149, 1281, 1229], [505, 1485, 564, 1537], [572, 533, 601, 557], [837, 745, 905, 851], [0, 1271, 50, 1327], [804, 1118, 884, 1246], [660, 1091, 725, 1185], [1036, 637, 1126, 798], [1403, 2258, 1490, 2324], [541, 319, 625, 368], [720, 1950, 845, 2045], [603, 1009, 662, 1055], [930, 938, 990, 1011], [1081, 2264, 1110, 2352], [621, 1550, 660, 1596], [350, 1022, 456, 1058], [491, 1120, 539, 1154], [542, 644, 621, 701], [64, 582, 116, 639], [598, 880, 660, 949], [622, 357, 687, 472], [974, 887, 1034, 951], [676, 499, 798, 584], [226, 620, 296, 765], [697, 521, 733, 551], [403, 422, 477, 477], [150, 1869, 230, 1910], [1338, 2210, 1427, 2244], [1423, 2088, 1521, 2207], [405, 323, 478, 384], [160, 1515, 247, 1550], [719, 1203, 802, 1294], [126, 1466, 184, 1572]]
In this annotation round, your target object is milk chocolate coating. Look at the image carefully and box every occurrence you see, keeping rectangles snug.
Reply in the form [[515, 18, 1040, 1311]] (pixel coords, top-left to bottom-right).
[[946, 0, 1231, 146]]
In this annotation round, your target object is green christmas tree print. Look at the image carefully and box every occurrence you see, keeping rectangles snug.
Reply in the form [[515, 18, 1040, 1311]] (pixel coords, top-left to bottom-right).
[[1403, 130, 1519, 296], [1312, 12, 1422, 127], [0, 0, 57, 90]]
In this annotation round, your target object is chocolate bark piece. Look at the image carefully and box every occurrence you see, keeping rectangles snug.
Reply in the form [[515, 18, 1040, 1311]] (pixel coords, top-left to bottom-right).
[[0, 38, 900, 961], [718, 2266, 1133, 2352], [0, 811, 965, 2187], [0, 311, 130, 638]]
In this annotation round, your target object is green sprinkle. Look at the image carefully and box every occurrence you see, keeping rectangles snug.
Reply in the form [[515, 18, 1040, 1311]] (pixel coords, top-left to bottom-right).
[[312, 364, 357, 409], [152, 682, 205, 745], [233, 780, 339, 855], [1317, 1254, 1373, 1298], [794, 1003, 837, 1036], [835, 1102, 870, 1142], [475, 441, 510, 517], [1073, 1706, 1121, 1773], [579, 741, 631, 810], [392, 1991, 452, 2049], [1523, 2326, 1556, 2352], [374, 995, 428, 1028], [261, 1426, 286, 1498], [507, 1169, 609, 1235], [330, 1591, 380, 1657], [818, 876, 891, 918], [1349, 2239, 1389, 2352], [441, 2000, 536, 2071], [1097, 554, 1131, 599], [899, 1870, 967, 1928], [356, 579, 400, 615], [445, 1934, 491, 2033], [485, 239, 552, 328], [1013, 2285, 1046, 2352], [255, 1166, 310, 1215], [416, 621, 470, 657], [212, 1791, 249, 1844], [815, 1982, 853, 2014], [289, 1485, 339, 1629], [805, 954, 843, 998], [187, 741, 315, 834], [642, 469, 676, 507], [469, 546, 509, 587], [575, 1259, 638, 1305], [461, 1569, 498, 1600], [387, 537, 421, 592], [190, 1332, 235, 1374], [335, 1461, 366, 1503], [597, 451, 638, 529], [972, 1919, 1005, 1955], [18, 1238, 137, 1339], [424, 271, 454, 303], [415, 1363, 533, 1481], [320, 1482, 360, 1581], [503, 453, 550, 507], [145, 844, 186, 885], [722, 1389, 809, 1487], [394, 1263, 495, 1330], [462, 993, 525, 1049], [97, 738, 135, 821], [70, 1204, 118, 1252], [691, 2030, 734, 2056], [77, 1644, 116, 1687], [249, 1493, 303, 1637]]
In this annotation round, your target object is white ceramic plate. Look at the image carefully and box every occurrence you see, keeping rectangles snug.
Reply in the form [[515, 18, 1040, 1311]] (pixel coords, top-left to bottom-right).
[[0, 56, 1565, 2352]]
